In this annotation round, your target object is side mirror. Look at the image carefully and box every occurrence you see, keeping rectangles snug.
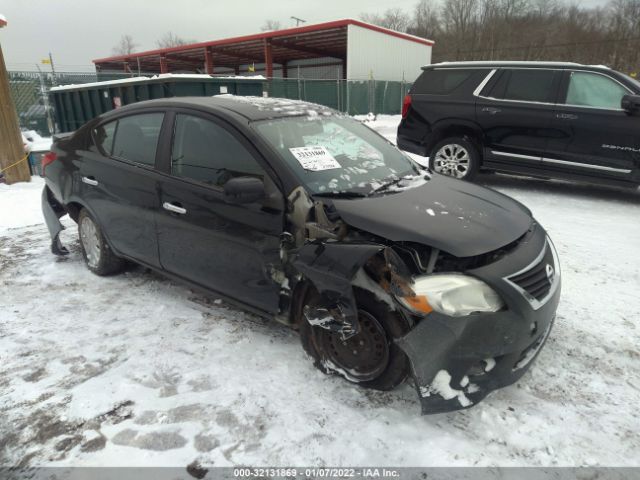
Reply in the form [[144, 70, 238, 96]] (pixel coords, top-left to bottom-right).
[[621, 94, 640, 114], [223, 176, 265, 204]]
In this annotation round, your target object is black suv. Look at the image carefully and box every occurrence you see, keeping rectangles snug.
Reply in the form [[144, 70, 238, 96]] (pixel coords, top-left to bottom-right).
[[397, 61, 640, 187]]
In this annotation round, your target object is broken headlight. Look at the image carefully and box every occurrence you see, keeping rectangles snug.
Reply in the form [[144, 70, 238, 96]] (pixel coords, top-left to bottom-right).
[[398, 274, 504, 317]]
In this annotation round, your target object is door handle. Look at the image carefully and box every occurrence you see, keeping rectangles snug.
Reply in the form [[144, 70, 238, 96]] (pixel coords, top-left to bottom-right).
[[482, 107, 501, 114], [82, 176, 98, 186], [556, 113, 578, 120], [163, 202, 187, 215]]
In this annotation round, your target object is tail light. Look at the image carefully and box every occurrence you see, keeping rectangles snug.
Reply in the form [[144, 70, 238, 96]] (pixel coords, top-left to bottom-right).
[[401, 94, 412, 118], [41, 151, 57, 176]]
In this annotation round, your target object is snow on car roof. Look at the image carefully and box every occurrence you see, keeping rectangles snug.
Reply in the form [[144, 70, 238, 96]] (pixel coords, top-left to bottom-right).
[[213, 95, 334, 119], [94, 95, 337, 123]]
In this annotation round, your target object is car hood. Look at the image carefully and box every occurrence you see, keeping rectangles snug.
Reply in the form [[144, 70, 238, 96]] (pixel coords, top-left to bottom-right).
[[329, 174, 533, 258]]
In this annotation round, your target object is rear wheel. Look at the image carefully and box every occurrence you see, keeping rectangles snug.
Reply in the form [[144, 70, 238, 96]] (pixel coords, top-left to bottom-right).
[[78, 209, 124, 276], [299, 288, 411, 390], [429, 136, 480, 181]]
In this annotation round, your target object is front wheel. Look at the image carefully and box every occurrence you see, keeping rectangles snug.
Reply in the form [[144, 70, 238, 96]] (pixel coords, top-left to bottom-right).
[[299, 288, 411, 391], [78, 209, 124, 276], [429, 137, 480, 181]]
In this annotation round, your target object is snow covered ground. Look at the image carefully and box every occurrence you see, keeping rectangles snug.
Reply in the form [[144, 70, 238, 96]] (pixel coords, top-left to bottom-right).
[[1, 116, 639, 469]]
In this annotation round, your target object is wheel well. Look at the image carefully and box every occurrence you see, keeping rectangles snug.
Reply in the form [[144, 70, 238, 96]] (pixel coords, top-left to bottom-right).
[[430, 126, 484, 161], [289, 280, 312, 328], [65, 202, 83, 223]]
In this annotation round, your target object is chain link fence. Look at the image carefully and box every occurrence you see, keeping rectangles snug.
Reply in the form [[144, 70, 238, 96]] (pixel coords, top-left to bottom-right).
[[9, 71, 412, 136], [9, 71, 149, 136], [266, 78, 412, 116]]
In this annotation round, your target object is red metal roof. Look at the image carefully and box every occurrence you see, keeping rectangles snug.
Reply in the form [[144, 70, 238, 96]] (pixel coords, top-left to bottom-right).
[[93, 19, 434, 73]]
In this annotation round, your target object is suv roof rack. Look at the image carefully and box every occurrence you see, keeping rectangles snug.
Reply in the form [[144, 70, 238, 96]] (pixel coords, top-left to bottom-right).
[[422, 61, 587, 70]]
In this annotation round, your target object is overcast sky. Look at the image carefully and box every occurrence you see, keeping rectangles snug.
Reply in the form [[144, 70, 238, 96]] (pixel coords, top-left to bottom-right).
[[0, 0, 610, 72]]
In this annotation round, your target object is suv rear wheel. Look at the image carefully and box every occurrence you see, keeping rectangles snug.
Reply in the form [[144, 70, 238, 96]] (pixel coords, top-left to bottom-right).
[[429, 137, 480, 181]]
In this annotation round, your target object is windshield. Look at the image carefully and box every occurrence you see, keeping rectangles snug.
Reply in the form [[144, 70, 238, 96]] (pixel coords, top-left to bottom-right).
[[253, 115, 423, 195]]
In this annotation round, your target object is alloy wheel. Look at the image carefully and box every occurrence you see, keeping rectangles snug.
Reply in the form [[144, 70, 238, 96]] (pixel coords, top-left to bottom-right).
[[434, 143, 471, 178]]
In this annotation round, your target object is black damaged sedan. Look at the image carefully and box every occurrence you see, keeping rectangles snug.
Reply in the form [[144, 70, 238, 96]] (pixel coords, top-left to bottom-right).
[[42, 96, 560, 413]]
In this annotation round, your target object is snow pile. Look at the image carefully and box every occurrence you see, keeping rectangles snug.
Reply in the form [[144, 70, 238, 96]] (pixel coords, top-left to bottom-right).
[[0, 177, 46, 232], [22, 130, 52, 153], [419, 370, 472, 408], [0, 118, 639, 468], [50, 76, 154, 92], [50, 74, 265, 92]]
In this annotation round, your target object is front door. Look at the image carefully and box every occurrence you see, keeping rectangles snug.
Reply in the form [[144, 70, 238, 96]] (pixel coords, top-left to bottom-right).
[[545, 70, 640, 182], [476, 68, 561, 172], [155, 112, 284, 314]]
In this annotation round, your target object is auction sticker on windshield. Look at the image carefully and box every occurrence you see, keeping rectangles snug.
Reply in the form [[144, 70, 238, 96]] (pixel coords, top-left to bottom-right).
[[289, 146, 341, 171]]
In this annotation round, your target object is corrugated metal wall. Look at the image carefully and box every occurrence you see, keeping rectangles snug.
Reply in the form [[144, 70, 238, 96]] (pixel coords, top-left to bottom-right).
[[213, 58, 343, 80], [346, 24, 431, 82]]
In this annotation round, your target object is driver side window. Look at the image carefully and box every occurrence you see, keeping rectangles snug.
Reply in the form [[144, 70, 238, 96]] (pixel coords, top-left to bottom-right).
[[171, 114, 264, 187], [565, 71, 628, 109]]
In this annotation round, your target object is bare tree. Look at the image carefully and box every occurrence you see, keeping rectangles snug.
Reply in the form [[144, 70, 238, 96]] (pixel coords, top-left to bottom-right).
[[410, 0, 441, 39], [441, 0, 479, 46], [361, 8, 412, 32], [112, 35, 137, 56], [156, 32, 195, 48], [360, 0, 640, 69], [261, 20, 281, 31]]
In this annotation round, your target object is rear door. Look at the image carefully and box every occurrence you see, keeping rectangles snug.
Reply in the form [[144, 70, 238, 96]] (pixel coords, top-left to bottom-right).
[[476, 68, 562, 172], [545, 70, 639, 181], [80, 111, 166, 267], [155, 111, 284, 314]]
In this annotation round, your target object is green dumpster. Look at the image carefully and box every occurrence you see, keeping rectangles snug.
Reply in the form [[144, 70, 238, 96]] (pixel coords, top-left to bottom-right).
[[49, 74, 265, 132]]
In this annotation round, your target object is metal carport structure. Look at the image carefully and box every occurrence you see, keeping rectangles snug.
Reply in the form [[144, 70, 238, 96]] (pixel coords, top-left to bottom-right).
[[93, 19, 433, 81]]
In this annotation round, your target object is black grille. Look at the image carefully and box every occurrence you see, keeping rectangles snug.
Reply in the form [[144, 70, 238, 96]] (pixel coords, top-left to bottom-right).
[[508, 244, 555, 301]]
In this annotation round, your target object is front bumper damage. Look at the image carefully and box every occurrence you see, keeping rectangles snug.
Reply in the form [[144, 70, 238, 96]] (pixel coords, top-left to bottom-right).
[[397, 303, 557, 414], [396, 224, 561, 414], [287, 186, 560, 414], [42, 186, 69, 256]]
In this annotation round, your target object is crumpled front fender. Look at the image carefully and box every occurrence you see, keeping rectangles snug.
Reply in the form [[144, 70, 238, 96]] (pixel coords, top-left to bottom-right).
[[293, 242, 384, 336]]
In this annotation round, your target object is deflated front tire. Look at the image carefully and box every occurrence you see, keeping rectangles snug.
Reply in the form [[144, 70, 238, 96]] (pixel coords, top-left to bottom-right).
[[299, 287, 412, 391]]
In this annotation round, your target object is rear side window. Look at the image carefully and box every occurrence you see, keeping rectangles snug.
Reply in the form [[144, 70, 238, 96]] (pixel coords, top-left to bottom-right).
[[490, 69, 557, 103], [94, 121, 117, 156], [412, 69, 476, 95], [170, 114, 264, 187], [111, 113, 164, 166], [565, 71, 628, 109]]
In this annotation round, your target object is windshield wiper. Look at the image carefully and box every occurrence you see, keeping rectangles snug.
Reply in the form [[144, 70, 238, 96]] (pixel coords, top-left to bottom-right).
[[370, 177, 406, 194], [370, 172, 429, 195]]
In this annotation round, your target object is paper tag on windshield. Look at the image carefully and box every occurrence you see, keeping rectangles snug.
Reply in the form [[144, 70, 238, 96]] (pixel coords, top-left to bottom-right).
[[289, 146, 341, 171]]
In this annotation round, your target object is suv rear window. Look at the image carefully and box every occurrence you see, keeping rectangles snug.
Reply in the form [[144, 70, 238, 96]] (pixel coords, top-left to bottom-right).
[[489, 69, 557, 103], [412, 69, 477, 95]]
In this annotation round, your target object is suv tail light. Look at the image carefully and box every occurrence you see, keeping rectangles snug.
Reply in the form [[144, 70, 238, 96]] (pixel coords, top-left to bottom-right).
[[41, 151, 57, 176], [401, 94, 412, 118]]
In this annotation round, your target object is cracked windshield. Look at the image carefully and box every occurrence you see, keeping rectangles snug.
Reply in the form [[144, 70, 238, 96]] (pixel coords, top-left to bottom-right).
[[254, 116, 425, 196]]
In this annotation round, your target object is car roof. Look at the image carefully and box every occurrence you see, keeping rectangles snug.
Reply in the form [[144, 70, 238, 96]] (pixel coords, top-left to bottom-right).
[[423, 61, 612, 71], [104, 95, 336, 122]]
